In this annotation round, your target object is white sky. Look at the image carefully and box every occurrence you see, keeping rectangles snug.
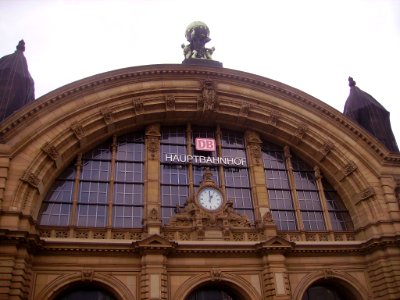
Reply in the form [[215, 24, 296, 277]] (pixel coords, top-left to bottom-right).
[[1, 0, 399, 146]]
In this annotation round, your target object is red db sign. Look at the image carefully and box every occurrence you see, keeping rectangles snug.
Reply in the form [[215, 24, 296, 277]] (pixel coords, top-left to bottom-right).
[[195, 138, 216, 151]]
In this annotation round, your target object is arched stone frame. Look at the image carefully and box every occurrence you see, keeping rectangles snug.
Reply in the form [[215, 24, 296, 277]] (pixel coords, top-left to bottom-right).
[[0, 64, 397, 234], [172, 271, 262, 300], [291, 269, 371, 300], [34, 271, 136, 300]]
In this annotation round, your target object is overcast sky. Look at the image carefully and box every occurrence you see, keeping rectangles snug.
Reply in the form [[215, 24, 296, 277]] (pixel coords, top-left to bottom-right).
[[1, 0, 399, 146]]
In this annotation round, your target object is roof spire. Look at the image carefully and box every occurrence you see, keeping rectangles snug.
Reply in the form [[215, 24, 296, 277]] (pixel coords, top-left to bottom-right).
[[0, 40, 35, 123], [343, 77, 399, 152], [16, 40, 25, 52], [348, 76, 356, 87]]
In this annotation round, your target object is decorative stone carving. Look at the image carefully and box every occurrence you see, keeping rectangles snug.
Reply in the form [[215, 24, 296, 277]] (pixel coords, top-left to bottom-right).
[[267, 111, 280, 127], [149, 208, 159, 220], [165, 95, 175, 111], [245, 131, 262, 166], [323, 269, 334, 279], [145, 124, 160, 161], [319, 141, 334, 160], [20, 170, 40, 188], [210, 268, 223, 281], [199, 80, 218, 111], [41, 142, 59, 161], [262, 211, 274, 225], [167, 197, 251, 241], [100, 107, 114, 124], [239, 104, 250, 117], [343, 161, 357, 176], [291, 122, 308, 144], [70, 122, 85, 140], [147, 137, 159, 160], [359, 187, 375, 201], [314, 166, 321, 180], [283, 146, 291, 159], [81, 269, 94, 282], [133, 97, 144, 114]]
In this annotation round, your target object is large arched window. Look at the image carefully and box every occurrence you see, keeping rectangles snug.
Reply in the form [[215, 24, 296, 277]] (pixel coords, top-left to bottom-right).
[[38, 126, 352, 233], [38, 132, 145, 228], [262, 140, 353, 232]]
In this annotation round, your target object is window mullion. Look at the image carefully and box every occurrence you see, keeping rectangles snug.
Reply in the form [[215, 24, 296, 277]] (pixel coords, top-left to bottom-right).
[[216, 125, 225, 191], [187, 123, 194, 196], [107, 135, 117, 229], [284, 146, 304, 231], [314, 166, 333, 231], [69, 153, 82, 228]]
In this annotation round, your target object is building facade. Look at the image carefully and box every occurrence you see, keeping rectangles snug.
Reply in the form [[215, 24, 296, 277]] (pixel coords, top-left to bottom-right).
[[0, 64, 400, 299]]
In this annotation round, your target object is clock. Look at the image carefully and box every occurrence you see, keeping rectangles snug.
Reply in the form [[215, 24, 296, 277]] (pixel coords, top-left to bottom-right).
[[198, 187, 223, 211]]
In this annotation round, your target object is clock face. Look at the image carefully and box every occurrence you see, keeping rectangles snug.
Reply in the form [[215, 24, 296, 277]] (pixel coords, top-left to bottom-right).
[[198, 187, 223, 211]]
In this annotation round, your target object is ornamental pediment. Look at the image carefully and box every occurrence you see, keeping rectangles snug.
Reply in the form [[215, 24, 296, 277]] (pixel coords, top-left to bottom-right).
[[256, 236, 294, 252], [132, 234, 177, 252]]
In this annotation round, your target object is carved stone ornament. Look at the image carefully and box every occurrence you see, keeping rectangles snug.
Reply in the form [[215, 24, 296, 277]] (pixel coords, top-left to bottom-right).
[[149, 208, 159, 220], [147, 137, 159, 160], [314, 166, 321, 180], [239, 104, 250, 117], [291, 122, 308, 144], [41, 142, 59, 161], [321, 141, 334, 157], [100, 107, 114, 124], [70, 122, 85, 139], [343, 161, 357, 176], [359, 186, 375, 201], [133, 97, 144, 114], [200, 80, 218, 111], [245, 131, 262, 166], [165, 95, 176, 111], [267, 111, 280, 127], [21, 170, 40, 188], [210, 268, 223, 281], [262, 211, 274, 225], [81, 269, 94, 282]]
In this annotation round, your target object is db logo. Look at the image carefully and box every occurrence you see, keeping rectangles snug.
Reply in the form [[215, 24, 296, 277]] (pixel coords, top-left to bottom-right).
[[195, 138, 216, 151]]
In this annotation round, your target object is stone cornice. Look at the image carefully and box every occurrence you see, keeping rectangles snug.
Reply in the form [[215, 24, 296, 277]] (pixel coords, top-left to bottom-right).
[[22, 233, 400, 256], [0, 64, 397, 162]]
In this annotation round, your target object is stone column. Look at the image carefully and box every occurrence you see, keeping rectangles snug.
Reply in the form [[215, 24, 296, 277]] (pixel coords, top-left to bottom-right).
[[143, 124, 161, 235]]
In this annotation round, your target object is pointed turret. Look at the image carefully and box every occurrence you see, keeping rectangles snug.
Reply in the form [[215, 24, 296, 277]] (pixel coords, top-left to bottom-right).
[[344, 77, 398, 152], [0, 40, 35, 122]]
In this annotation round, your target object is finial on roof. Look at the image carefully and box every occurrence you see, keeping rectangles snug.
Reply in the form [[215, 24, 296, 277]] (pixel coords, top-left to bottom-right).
[[348, 77, 356, 87], [16, 40, 25, 52]]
